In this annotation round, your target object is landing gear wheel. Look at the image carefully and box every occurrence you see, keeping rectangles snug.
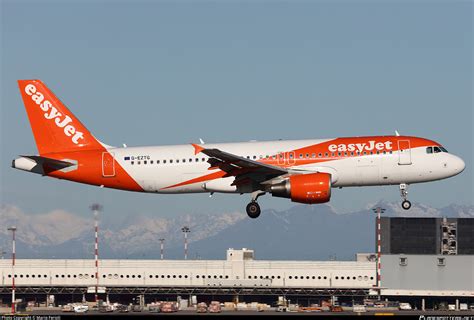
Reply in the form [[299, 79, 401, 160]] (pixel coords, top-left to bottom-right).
[[401, 200, 411, 210], [399, 183, 411, 210], [246, 202, 261, 219]]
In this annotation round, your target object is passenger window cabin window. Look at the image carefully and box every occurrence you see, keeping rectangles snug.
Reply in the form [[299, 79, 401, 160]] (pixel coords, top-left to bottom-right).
[[195, 158, 198, 162], [131, 161, 134, 165], [137, 161, 141, 165], [253, 156, 257, 159], [157, 160, 160, 164], [150, 160, 153, 164], [170, 160, 173, 163], [144, 161, 147, 164], [163, 160, 167, 164], [202, 158, 206, 161], [176, 159, 179, 163], [312, 153, 316, 158], [318, 153, 322, 157], [325, 153, 328, 157], [306, 153, 309, 158]]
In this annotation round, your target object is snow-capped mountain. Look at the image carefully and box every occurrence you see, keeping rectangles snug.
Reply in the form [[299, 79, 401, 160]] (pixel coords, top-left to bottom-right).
[[0, 202, 472, 260]]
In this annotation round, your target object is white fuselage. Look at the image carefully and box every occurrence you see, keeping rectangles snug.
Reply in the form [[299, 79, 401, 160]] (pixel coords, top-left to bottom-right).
[[108, 138, 464, 194]]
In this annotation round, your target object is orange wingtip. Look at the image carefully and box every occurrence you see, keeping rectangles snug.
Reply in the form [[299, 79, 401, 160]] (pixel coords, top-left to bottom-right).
[[191, 143, 205, 155]]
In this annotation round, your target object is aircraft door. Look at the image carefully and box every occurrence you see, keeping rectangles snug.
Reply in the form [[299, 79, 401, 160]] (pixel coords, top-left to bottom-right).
[[102, 152, 116, 177], [398, 140, 412, 165]]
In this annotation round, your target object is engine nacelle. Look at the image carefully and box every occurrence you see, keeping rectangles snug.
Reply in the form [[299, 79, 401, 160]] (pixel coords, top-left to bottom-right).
[[270, 173, 331, 204]]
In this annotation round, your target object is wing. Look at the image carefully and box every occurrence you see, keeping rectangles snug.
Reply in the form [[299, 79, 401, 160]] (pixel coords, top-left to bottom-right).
[[192, 144, 288, 187]]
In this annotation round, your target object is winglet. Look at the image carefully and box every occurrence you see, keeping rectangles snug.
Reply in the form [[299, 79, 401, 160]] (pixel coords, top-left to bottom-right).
[[191, 143, 205, 155], [395, 130, 400, 136]]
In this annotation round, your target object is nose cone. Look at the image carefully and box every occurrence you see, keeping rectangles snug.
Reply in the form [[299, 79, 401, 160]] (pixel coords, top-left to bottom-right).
[[451, 155, 466, 175]]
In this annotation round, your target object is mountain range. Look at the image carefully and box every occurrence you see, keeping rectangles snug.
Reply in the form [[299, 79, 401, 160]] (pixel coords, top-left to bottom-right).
[[0, 201, 472, 261]]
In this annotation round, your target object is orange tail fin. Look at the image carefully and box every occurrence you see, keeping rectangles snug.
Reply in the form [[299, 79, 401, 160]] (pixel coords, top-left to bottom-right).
[[18, 80, 104, 155]]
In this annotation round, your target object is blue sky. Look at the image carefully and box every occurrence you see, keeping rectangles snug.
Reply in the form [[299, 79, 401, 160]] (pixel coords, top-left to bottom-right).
[[1, 0, 472, 219]]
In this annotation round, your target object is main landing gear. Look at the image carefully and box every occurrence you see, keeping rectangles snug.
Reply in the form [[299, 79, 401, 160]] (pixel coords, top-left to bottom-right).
[[246, 191, 265, 219], [400, 183, 411, 210]]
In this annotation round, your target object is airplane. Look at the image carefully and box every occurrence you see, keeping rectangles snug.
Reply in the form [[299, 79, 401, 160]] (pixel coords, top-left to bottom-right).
[[12, 80, 466, 218]]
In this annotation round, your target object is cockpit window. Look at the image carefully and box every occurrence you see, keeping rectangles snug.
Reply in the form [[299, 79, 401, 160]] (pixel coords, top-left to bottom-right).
[[427, 146, 448, 154]]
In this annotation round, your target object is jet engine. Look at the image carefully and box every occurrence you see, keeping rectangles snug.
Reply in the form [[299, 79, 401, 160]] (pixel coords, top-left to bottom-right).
[[270, 172, 331, 204]]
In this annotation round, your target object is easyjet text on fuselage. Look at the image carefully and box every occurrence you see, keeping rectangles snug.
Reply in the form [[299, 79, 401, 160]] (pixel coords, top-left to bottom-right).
[[328, 141, 393, 153]]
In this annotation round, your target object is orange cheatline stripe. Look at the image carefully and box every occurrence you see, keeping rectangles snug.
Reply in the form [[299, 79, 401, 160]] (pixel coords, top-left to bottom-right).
[[161, 170, 227, 190], [191, 143, 205, 155]]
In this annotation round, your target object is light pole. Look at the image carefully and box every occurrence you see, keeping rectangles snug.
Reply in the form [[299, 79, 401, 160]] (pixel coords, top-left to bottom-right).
[[181, 227, 190, 260], [90, 204, 103, 305], [159, 239, 165, 260], [372, 207, 385, 299], [7, 226, 17, 314]]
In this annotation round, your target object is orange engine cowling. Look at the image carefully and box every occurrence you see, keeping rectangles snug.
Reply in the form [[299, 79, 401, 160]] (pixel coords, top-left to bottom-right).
[[270, 173, 331, 204]]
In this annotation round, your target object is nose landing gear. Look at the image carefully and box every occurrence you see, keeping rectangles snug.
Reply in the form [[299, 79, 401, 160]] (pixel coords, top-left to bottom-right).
[[246, 191, 265, 219], [400, 183, 411, 210]]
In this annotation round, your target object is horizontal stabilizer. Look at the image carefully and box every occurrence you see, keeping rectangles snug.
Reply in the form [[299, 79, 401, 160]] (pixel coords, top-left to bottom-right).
[[12, 155, 75, 175], [22, 155, 75, 170]]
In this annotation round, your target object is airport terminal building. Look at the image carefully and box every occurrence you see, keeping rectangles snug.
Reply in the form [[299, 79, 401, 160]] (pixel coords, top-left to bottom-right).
[[1, 217, 473, 308]]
